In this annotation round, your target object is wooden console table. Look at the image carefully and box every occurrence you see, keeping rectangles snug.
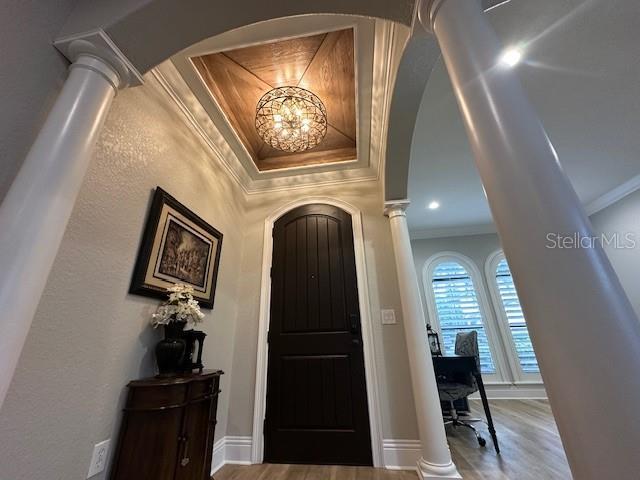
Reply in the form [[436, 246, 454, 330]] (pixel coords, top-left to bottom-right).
[[110, 370, 223, 480]]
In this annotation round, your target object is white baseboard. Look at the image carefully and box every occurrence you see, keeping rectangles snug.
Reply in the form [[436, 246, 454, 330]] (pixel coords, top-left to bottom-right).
[[469, 382, 547, 400], [211, 438, 226, 474], [212, 436, 421, 472], [211, 436, 253, 475], [383, 439, 422, 470]]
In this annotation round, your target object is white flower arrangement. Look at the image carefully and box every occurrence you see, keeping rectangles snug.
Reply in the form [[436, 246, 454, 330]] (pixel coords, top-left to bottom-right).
[[151, 284, 205, 330]]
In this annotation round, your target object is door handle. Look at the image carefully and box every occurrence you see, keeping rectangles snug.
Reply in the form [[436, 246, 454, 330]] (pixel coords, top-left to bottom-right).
[[349, 313, 360, 334]]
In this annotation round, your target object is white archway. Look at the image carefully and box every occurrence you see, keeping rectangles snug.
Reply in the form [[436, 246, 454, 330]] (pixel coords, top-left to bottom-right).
[[250, 196, 384, 466]]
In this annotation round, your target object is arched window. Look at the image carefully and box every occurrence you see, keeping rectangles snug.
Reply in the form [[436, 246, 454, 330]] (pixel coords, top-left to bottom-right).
[[485, 250, 542, 383], [428, 260, 496, 374], [487, 252, 540, 377]]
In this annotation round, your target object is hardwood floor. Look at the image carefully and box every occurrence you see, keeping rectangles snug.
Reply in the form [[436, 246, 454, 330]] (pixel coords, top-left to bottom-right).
[[214, 464, 417, 480], [449, 400, 571, 479], [214, 400, 571, 480]]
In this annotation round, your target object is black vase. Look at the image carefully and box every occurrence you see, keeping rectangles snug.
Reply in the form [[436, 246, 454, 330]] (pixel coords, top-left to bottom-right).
[[155, 322, 187, 376]]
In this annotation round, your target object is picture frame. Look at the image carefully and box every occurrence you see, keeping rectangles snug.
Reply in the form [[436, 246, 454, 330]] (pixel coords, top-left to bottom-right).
[[427, 325, 442, 356], [130, 187, 223, 309]]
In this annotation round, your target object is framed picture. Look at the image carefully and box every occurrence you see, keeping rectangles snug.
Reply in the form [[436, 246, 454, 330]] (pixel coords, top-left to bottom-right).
[[130, 187, 223, 309], [427, 326, 442, 356]]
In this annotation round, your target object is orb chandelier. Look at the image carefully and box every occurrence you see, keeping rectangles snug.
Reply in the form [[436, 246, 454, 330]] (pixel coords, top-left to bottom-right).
[[255, 86, 327, 153]]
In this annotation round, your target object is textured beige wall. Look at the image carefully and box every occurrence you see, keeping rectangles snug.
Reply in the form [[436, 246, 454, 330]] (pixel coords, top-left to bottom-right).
[[0, 74, 247, 480], [225, 181, 419, 441]]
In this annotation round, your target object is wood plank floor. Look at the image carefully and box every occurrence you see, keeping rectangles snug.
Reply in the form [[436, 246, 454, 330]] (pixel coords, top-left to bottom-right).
[[214, 400, 571, 480]]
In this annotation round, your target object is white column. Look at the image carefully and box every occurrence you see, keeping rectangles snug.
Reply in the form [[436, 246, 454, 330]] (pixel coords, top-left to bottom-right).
[[419, 1, 640, 478], [0, 51, 124, 407], [385, 201, 460, 480]]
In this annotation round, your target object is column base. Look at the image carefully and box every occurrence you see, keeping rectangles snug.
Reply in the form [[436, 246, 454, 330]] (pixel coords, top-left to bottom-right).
[[417, 457, 462, 479]]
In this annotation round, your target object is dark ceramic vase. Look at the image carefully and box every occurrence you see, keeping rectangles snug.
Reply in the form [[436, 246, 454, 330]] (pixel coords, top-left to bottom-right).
[[155, 322, 187, 376]]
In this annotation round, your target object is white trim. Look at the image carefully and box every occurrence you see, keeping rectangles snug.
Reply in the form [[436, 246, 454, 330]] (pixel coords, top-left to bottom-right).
[[410, 224, 496, 240], [251, 197, 384, 467], [383, 439, 422, 471], [484, 251, 542, 383], [585, 173, 640, 215], [469, 382, 546, 400], [211, 436, 253, 475], [421, 252, 511, 382], [211, 438, 226, 474], [53, 28, 144, 87]]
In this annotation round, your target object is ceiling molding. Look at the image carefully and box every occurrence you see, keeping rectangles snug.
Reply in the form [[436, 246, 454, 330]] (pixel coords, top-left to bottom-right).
[[150, 66, 252, 195], [410, 223, 497, 240], [171, 17, 376, 183], [150, 60, 385, 195], [585, 174, 640, 216], [149, 17, 404, 195]]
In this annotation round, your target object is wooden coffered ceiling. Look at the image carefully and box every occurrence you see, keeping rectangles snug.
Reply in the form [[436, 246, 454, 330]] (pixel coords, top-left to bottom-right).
[[191, 28, 356, 171]]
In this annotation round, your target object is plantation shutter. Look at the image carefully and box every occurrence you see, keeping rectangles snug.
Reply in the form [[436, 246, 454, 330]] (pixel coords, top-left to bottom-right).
[[431, 261, 496, 373], [495, 259, 539, 373]]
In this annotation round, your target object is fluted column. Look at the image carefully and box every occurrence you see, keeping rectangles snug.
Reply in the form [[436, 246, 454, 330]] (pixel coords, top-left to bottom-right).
[[0, 34, 141, 407], [385, 200, 460, 480], [418, 0, 640, 478]]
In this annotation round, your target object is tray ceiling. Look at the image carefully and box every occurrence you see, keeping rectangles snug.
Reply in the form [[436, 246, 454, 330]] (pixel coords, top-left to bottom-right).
[[191, 28, 356, 172]]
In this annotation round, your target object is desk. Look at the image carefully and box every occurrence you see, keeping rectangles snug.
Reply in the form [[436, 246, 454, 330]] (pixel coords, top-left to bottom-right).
[[432, 356, 499, 452]]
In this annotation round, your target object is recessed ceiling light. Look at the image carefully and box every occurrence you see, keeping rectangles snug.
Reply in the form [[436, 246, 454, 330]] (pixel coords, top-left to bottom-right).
[[428, 201, 440, 210], [500, 48, 522, 68]]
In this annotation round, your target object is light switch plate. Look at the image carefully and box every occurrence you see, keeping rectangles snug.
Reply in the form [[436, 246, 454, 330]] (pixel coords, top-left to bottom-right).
[[87, 439, 110, 478], [381, 309, 396, 325]]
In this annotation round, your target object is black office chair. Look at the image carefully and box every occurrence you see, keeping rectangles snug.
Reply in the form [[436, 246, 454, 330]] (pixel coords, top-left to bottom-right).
[[435, 330, 500, 452]]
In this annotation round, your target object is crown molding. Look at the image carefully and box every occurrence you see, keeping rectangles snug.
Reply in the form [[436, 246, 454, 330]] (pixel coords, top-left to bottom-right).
[[54, 29, 144, 88], [148, 18, 404, 195], [410, 223, 497, 240], [150, 63, 383, 195], [585, 174, 640, 216]]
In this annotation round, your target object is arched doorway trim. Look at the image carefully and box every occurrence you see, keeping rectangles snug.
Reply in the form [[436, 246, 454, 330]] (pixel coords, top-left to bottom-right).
[[252, 197, 383, 466]]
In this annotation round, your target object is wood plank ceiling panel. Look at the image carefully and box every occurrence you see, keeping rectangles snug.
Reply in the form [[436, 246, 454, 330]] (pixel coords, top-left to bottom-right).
[[192, 54, 270, 159], [224, 33, 326, 87], [299, 29, 356, 142], [191, 28, 357, 171]]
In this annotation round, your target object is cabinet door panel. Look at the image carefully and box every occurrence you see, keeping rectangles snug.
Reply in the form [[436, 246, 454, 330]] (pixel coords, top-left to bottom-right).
[[112, 410, 181, 480], [175, 399, 211, 480]]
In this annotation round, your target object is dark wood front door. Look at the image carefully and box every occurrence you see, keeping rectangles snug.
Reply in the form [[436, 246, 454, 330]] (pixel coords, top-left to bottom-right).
[[264, 204, 373, 466]]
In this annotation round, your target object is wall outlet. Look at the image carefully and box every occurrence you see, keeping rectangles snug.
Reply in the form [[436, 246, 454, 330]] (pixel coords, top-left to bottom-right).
[[381, 309, 396, 325], [87, 439, 110, 478]]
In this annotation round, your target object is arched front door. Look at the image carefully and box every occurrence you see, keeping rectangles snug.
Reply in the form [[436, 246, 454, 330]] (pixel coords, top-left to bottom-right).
[[264, 204, 372, 465]]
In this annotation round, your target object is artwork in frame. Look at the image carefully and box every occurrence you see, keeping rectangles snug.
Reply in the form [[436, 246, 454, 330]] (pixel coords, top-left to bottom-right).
[[130, 187, 223, 309]]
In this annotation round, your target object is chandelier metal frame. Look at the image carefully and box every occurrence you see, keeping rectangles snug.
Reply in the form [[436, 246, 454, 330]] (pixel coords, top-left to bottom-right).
[[255, 86, 328, 153]]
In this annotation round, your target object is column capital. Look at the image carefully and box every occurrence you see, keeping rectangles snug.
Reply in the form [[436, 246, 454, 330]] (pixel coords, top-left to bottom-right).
[[54, 29, 144, 89], [417, 0, 450, 32], [384, 199, 410, 218], [417, 0, 502, 32]]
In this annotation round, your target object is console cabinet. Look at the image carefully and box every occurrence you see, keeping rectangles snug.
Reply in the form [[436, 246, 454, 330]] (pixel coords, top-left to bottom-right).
[[110, 370, 223, 480]]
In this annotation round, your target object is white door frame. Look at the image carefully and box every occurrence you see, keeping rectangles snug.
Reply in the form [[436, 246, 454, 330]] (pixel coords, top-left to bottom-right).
[[250, 197, 384, 467]]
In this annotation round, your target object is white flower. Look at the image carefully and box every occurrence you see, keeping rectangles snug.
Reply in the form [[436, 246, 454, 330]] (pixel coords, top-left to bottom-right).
[[151, 283, 206, 328]]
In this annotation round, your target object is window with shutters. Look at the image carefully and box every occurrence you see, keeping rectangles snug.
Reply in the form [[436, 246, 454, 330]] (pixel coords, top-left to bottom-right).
[[429, 260, 496, 374], [493, 258, 540, 374]]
